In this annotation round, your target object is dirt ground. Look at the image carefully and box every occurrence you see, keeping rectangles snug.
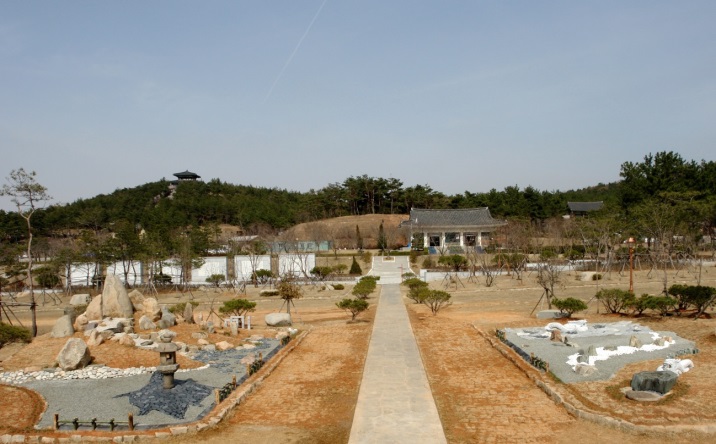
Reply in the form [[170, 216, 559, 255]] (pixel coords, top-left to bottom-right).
[[1, 264, 716, 443]]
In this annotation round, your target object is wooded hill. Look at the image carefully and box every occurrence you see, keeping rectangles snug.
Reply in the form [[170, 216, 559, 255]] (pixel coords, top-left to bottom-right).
[[0, 151, 714, 243]]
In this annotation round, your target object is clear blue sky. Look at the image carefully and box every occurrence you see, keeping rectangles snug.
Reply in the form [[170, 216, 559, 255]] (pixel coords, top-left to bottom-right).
[[2, 1, 715, 210]]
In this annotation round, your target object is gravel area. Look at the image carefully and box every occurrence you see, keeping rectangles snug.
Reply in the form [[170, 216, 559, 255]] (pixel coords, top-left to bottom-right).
[[25, 339, 281, 431], [502, 321, 697, 383]]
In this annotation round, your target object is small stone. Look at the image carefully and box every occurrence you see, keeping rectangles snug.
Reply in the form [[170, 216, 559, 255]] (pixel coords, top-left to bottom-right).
[[629, 335, 643, 348]]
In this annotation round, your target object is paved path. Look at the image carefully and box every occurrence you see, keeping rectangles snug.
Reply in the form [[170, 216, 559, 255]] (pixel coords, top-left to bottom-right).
[[349, 257, 446, 444]]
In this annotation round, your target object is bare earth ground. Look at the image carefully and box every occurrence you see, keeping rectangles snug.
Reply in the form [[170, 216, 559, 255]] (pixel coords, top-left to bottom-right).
[[1, 264, 716, 443]]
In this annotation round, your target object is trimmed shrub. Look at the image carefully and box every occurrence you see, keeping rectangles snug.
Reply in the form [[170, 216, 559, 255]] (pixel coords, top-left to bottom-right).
[[595, 289, 635, 314], [336, 298, 369, 321], [402, 278, 429, 303], [352, 278, 377, 299], [219, 298, 257, 317], [552, 297, 588, 317], [333, 284, 345, 290], [206, 274, 225, 287], [420, 289, 452, 315], [168, 301, 199, 315], [0, 323, 32, 347]]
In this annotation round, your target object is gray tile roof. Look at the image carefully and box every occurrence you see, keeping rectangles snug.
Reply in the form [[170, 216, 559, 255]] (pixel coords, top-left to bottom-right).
[[567, 202, 603, 212], [406, 208, 506, 229]]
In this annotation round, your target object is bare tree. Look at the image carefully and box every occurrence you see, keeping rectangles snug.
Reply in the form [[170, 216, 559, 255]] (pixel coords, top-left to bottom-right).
[[1, 168, 52, 336], [535, 259, 563, 309]]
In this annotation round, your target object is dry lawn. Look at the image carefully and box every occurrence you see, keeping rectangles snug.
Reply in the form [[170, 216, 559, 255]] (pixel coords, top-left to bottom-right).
[[1, 264, 716, 443]]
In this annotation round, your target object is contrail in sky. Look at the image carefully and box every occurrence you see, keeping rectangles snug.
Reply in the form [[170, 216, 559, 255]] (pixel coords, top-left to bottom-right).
[[263, 0, 328, 103]]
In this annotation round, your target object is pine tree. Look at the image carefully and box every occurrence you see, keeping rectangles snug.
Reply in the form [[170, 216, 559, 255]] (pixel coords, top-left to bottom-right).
[[349, 256, 362, 275], [356, 225, 363, 251], [377, 221, 387, 253]]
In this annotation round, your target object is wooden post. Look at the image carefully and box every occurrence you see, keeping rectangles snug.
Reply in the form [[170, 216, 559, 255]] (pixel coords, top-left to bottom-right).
[[232, 375, 237, 389], [215, 389, 221, 404], [53, 413, 59, 430], [128, 413, 134, 431]]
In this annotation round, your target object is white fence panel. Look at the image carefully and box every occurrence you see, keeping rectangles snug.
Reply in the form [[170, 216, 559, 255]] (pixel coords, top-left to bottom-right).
[[106, 261, 143, 286], [191, 257, 228, 285], [234, 255, 271, 281], [68, 263, 98, 287], [278, 253, 315, 278]]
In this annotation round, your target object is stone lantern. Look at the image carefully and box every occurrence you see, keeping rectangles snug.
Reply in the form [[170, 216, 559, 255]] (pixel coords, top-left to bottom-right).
[[156, 333, 180, 389]]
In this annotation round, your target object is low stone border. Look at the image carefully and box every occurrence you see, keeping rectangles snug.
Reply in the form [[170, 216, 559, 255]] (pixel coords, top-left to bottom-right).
[[0, 328, 311, 443], [475, 327, 716, 437]]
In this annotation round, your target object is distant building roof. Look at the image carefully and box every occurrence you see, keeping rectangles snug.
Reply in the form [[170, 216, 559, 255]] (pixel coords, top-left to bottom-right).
[[173, 170, 201, 180], [567, 201, 603, 213], [404, 208, 506, 229]]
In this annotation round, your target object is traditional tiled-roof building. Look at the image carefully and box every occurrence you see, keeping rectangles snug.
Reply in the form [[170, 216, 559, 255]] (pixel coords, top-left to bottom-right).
[[567, 201, 603, 217], [401, 208, 507, 251], [173, 170, 201, 181]]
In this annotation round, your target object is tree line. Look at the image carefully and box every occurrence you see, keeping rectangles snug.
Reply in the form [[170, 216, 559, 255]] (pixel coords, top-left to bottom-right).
[[1, 151, 714, 258]]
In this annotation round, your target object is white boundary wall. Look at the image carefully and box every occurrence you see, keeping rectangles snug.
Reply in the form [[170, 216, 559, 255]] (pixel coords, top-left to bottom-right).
[[278, 253, 315, 278], [106, 261, 143, 286], [68, 263, 97, 287], [234, 255, 271, 281], [191, 257, 228, 285]]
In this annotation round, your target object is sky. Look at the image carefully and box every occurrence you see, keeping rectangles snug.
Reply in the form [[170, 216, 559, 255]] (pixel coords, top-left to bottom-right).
[[1, 1, 715, 211]]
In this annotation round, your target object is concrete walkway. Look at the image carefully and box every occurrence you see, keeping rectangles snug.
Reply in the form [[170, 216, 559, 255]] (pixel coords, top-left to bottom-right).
[[349, 257, 446, 444]]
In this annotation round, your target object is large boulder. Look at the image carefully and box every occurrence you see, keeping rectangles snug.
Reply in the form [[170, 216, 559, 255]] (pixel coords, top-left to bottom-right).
[[157, 307, 176, 329], [138, 315, 157, 331], [51, 315, 75, 338], [128, 289, 145, 311], [265, 312, 292, 327], [84, 275, 134, 320], [630, 371, 678, 394], [216, 341, 234, 351], [69, 294, 92, 306], [73, 313, 89, 332], [142, 297, 162, 322], [56, 338, 92, 371]]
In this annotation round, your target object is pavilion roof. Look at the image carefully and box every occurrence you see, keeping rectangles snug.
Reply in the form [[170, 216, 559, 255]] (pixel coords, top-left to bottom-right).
[[567, 201, 603, 212], [405, 208, 506, 229], [173, 170, 201, 179]]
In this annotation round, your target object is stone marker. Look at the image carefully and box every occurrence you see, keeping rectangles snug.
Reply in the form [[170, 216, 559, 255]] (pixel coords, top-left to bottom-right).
[[50, 315, 75, 338], [630, 371, 678, 394], [183, 303, 194, 324], [56, 338, 92, 371], [265, 312, 292, 327]]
